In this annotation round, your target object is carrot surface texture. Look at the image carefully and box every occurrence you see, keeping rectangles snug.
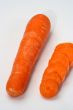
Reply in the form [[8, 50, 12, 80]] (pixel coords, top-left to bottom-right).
[[40, 43, 73, 98], [6, 14, 51, 96]]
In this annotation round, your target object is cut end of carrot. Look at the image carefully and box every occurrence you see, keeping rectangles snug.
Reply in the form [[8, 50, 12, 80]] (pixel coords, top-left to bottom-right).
[[6, 87, 23, 97], [40, 79, 59, 98]]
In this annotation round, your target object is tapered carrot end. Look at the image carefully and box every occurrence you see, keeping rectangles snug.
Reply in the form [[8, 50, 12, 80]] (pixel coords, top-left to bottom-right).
[[6, 78, 25, 97], [40, 79, 59, 98], [6, 85, 23, 97]]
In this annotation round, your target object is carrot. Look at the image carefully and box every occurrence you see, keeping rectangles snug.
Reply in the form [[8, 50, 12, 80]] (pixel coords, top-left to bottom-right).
[[40, 43, 73, 98], [6, 14, 51, 97]]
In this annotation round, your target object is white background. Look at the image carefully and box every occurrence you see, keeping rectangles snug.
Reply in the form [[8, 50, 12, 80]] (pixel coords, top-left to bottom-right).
[[0, 0, 73, 109]]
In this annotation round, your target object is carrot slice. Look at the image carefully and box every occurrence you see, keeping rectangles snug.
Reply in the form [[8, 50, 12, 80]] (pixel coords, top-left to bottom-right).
[[41, 68, 62, 85], [40, 79, 59, 98], [55, 43, 73, 67], [49, 53, 69, 71], [6, 14, 51, 97], [48, 62, 69, 81]]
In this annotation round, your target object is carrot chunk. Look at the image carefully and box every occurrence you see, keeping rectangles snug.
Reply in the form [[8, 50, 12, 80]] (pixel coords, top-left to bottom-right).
[[6, 14, 51, 97]]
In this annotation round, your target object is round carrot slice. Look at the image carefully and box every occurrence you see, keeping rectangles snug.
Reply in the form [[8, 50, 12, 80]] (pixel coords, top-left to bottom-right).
[[47, 62, 68, 81], [55, 43, 73, 67], [40, 79, 59, 98], [55, 43, 73, 50], [49, 52, 69, 71], [41, 67, 62, 86]]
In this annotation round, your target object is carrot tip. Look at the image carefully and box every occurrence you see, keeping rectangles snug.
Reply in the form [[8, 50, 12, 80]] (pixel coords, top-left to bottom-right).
[[40, 79, 59, 98], [6, 87, 23, 97]]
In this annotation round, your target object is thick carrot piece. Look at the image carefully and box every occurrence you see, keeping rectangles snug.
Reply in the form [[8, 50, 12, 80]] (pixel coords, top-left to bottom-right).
[[40, 43, 73, 98], [6, 14, 51, 97]]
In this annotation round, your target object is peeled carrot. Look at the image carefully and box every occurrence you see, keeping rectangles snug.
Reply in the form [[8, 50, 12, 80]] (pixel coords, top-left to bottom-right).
[[40, 43, 73, 98], [6, 14, 51, 96]]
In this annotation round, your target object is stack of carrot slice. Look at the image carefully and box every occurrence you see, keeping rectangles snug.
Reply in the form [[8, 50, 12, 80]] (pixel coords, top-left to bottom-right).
[[40, 43, 73, 98]]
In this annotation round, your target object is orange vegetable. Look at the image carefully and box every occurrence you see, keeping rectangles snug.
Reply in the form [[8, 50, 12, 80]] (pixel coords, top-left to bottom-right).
[[40, 43, 73, 98], [6, 14, 51, 97]]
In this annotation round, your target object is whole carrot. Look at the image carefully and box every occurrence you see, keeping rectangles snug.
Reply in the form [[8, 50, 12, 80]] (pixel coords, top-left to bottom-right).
[[40, 43, 73, 98], [6, 14, 51, 96]]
